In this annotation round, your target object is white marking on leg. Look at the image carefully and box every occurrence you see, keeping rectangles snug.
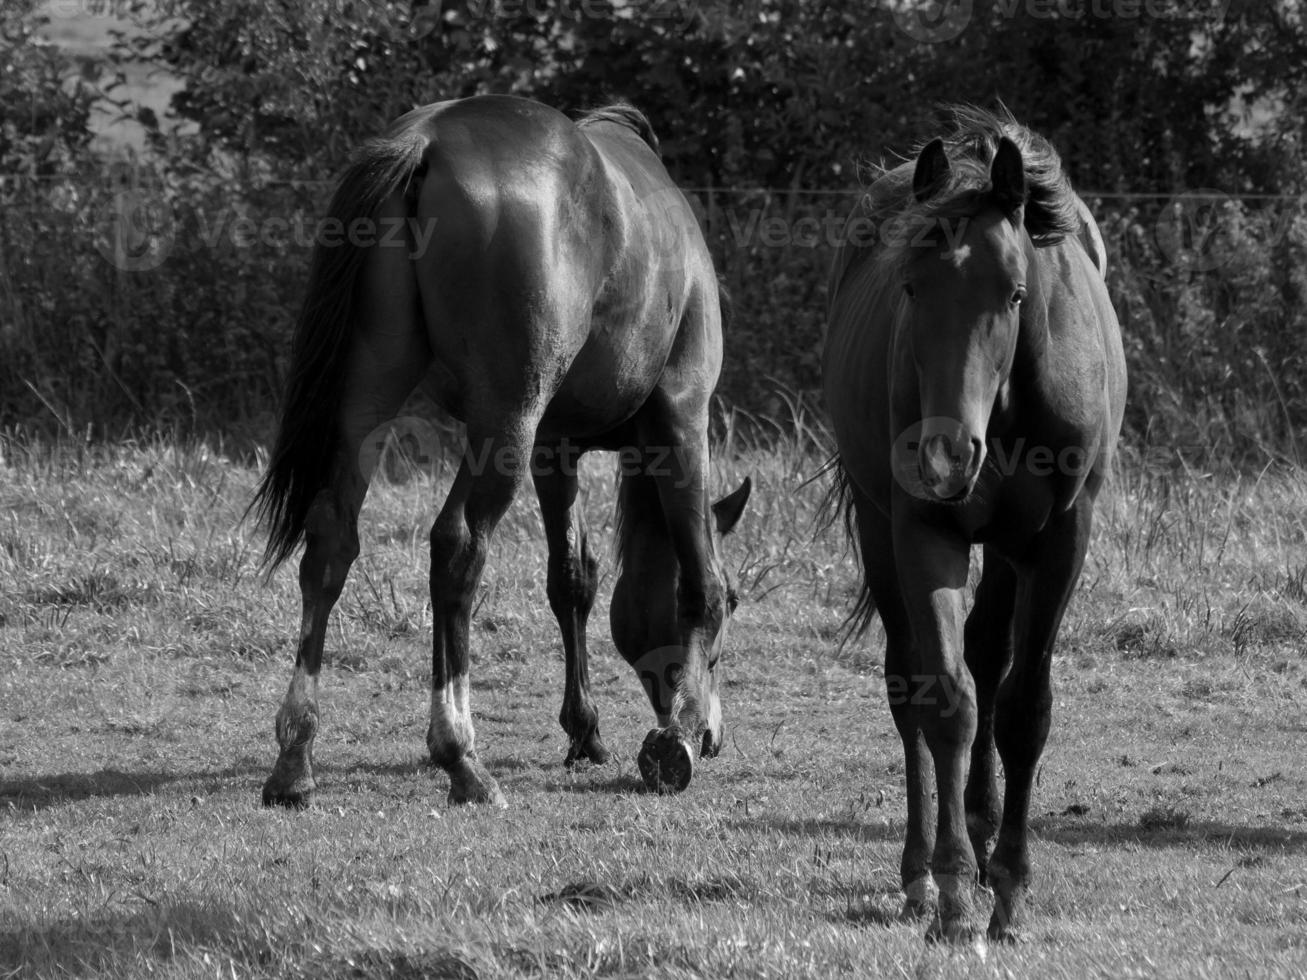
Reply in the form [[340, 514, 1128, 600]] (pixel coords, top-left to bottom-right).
[[429, 674, 475, 758], [905, 875, 939, 908]]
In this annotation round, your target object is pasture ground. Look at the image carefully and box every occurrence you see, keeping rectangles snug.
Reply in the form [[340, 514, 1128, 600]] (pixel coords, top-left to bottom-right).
[[1, 431, 1305, 978]]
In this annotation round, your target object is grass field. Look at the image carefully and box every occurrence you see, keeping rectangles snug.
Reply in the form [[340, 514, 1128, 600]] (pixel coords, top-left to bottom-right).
[[1, 427, 1306, 978]]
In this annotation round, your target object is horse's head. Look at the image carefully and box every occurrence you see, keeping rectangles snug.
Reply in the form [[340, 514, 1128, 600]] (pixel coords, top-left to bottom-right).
[[616, 475, 751, 791], [898, 136, 1030, 502], [697, 476, 752, 756]]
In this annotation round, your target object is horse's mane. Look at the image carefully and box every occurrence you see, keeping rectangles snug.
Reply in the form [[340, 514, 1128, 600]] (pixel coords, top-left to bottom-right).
[[576, 103, 661, 156], [864, 104, 1082, 269]]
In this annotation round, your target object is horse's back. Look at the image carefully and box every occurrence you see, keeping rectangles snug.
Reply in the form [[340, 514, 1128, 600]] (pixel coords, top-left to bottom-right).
[[386, 96, 716, 436]]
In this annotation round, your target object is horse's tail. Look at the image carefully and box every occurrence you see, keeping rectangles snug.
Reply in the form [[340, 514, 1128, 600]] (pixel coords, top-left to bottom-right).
[[816, 456, 878, 642], [250, 128, 429, 570]]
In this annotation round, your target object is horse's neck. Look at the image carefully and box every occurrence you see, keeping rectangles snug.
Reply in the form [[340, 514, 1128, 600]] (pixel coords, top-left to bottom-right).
[[1015, 236, 1053, 376]]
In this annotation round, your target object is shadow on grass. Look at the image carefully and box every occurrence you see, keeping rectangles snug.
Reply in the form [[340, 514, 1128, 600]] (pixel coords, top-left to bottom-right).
[[1032, 815, 1307, 851], [0, 762, 265, 811], [0, 758, 443, 811], [0, 898, 268, 977], [726, 815, 906, 843], [541, 772, 647, 795], [726, 813, 1307, 853]]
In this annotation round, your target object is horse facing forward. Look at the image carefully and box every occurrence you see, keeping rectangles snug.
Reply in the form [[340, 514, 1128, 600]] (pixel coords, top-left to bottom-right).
[[252, 96, 750, 808], [824, 107, 1126, 943]]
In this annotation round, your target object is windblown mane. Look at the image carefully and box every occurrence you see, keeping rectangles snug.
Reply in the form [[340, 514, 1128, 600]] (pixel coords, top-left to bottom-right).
[[576, 103, 661, 156], [865, 104, 1081, 271]]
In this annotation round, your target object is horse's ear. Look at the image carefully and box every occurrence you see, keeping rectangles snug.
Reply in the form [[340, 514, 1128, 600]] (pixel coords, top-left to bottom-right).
[[991, 136, 1027, 215], [712, 476, 751, 536], [912, 138, 951, 203]]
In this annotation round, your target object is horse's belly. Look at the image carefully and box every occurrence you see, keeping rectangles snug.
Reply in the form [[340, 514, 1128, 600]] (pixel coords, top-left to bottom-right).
[[538, 323, 673, 439]]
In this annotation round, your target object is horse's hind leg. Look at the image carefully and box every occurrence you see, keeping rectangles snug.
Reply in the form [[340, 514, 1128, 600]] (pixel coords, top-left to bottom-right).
[[852, 494, 938, 920], [534, 456, 609, 766], [264, 207, 429, 808], [262, 384, 425, 807], [262, 453, 366, 808], [963, 548, 1017, 883], [427, 420, 537, 806], [987, 496, 1092, 942]]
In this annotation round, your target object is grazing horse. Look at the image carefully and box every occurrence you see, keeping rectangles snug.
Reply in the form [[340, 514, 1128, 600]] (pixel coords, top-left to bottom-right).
[[823, 107, 1125, 943], [251, 96, 750, 808]]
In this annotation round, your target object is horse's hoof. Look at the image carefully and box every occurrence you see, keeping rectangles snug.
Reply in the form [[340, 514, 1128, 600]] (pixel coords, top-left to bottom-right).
[[925, 912, 985, 951], [900, 898, 938, 922], [987, 883, 1030, 942], [564, 732, 611, 768], [986, 918, 1029, 945], [901, 876, 938, 921], [447, 759, 507, 808], [262, 775, 314, 809], [637, 727, 694, 793]]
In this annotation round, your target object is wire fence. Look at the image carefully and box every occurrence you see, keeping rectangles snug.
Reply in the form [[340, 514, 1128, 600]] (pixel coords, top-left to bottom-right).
[[0, 169, 1304, 465]]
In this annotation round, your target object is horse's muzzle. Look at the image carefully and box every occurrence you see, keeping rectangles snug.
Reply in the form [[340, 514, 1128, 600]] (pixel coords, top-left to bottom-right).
[[920, 432, 984, 500]]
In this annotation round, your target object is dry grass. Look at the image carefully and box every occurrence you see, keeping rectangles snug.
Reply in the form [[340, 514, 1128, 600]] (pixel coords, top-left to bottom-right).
[[1, 426, 1305, 978]]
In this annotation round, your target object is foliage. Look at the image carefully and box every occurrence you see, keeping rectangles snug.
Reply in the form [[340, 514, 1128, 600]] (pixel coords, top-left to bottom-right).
[[0, 1, 1305, 463], [0, 1, 98, 178]]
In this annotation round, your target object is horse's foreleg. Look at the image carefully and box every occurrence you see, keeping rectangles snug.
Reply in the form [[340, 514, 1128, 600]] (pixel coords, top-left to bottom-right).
[[427, 427, 532, 806], [853, 499, 938, 919], [987, 497, 1092, 942], [648, 437, 728, 742], [893, 517, 979, 946], [963, 549, 1018, 884], [534, 460, 608, 767]]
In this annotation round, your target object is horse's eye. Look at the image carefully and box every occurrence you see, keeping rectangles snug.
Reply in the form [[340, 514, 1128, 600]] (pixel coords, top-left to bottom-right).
[[1011, 286, 1026, 305], [903, 283, 916, 299], [726, 589, 740, 614]]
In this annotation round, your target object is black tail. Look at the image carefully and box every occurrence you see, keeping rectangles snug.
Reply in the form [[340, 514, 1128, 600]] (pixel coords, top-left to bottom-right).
[[817, 457, 878, 642], [250, 128, 428, 569]]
